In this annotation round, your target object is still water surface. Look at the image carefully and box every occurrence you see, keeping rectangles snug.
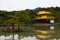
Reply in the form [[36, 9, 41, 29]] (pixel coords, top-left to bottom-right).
[[0, 25, 60, 40]]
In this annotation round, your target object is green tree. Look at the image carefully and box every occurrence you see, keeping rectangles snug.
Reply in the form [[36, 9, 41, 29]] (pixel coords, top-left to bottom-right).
[[15, 10, 32, 28]]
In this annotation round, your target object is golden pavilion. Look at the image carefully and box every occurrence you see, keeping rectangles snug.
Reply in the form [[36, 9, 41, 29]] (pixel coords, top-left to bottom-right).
[[34, 8, 55, 27]]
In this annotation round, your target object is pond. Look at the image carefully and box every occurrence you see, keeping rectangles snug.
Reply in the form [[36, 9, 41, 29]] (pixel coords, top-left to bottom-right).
[[0, 25, 60, 40]]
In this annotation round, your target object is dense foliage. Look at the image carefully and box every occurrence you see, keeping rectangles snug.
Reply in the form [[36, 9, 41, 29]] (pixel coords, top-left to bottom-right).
[[0, 7, 60, 25]]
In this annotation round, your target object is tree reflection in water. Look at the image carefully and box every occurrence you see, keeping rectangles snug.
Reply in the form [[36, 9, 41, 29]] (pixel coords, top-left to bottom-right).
[[0, 32, 37, 40], [0, 33, 20, 40], [0, 25, 60, 40]]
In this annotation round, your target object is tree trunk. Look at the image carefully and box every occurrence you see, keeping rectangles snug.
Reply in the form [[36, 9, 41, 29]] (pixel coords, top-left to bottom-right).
[[12, 23, 14, 29], [18, 23, 20, 29]]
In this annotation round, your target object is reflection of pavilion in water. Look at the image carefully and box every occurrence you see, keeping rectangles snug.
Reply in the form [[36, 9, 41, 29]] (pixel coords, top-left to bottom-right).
[[34, 8, 55, 40], [35, 29, 55, 40]]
